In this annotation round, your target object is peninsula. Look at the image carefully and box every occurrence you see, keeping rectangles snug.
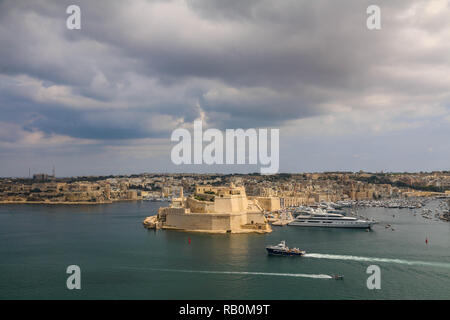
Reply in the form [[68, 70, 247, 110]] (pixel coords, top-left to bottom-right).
[[143, 183, 272, 233]]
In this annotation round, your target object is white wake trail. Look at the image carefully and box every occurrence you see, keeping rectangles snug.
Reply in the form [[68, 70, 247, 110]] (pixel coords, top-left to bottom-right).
[[154, 268, 332, 279], [304, 253, 450, 269]]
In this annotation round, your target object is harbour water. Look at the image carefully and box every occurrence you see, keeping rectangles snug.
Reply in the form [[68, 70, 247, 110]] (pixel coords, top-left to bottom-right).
[[0, 200, 449, 299]]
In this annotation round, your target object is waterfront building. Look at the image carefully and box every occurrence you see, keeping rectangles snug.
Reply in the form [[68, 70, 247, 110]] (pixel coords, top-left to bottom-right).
[[250, 196, 281, 212], [153, 184, 272, 233]]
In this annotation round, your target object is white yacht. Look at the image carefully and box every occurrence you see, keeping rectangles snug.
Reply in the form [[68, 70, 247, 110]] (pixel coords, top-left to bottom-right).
[[289, 210, 377, 229]]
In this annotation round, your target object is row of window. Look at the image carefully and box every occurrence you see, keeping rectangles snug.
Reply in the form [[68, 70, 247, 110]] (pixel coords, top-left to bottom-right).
[[296, 220, 358, 224]]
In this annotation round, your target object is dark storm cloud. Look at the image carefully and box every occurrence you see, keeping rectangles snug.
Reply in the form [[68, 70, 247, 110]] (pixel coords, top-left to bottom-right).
[[0, 0, 377, 128], [0, 0, 450, 176]]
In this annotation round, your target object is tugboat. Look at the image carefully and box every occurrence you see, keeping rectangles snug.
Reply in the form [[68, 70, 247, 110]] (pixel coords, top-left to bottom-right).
[[265, 240, 305, 256]]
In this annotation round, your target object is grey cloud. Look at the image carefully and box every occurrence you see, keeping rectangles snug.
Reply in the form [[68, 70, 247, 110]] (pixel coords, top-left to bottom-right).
[[0, 0, 433, 130], [0, 0, 450, 176]]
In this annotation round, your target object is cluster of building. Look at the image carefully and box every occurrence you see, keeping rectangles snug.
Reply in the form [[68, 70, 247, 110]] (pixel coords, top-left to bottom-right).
[[144, 184, 272, 233], [245, 177, 392, 209], [241, 174, 446, 210], [385, 172, 450, 190], [1, 171, 449, 205], [0, 176, 138, 203]]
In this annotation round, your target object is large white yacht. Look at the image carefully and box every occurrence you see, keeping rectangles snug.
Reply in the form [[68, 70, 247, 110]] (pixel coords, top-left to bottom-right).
[[289, 209, 377, 229]]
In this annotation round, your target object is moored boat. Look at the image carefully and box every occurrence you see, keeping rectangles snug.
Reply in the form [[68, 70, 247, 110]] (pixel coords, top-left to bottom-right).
[[289, 211, 377, 229]]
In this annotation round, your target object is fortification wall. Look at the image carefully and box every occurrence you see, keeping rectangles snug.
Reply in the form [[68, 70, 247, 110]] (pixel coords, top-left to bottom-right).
[[252, 196, 281, 212], [165, 212, 242, 231], [186, 197, 215, 213], [244, 211, 267, 225], [214, 196, 247, 213]]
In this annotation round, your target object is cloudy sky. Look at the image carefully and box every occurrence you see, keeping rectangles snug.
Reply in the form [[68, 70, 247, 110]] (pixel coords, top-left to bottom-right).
[[0, 0, 449, 176]]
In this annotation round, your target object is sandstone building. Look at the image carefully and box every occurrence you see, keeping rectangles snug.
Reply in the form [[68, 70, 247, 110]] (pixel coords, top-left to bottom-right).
[[148, 184, 272, 233]]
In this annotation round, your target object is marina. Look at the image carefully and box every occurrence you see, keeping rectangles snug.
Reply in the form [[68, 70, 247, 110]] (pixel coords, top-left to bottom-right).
[[274, 197, 450, 225]]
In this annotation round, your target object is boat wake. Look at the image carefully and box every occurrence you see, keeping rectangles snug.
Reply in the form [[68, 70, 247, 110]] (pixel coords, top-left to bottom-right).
[[154, 268, 332, 279], [304, 253, 450, 269]]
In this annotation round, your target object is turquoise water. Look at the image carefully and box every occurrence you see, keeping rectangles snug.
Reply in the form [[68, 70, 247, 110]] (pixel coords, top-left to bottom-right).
[[0, 200, 449, 299]]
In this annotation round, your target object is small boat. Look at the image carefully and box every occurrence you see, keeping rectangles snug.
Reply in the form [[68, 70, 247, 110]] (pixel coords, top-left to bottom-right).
[[266, 240, 305, 256], [332, 274, 344, 280]]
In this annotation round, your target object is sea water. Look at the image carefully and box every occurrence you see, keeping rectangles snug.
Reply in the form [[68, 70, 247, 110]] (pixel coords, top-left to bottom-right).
[[0, 200, 449, 299]]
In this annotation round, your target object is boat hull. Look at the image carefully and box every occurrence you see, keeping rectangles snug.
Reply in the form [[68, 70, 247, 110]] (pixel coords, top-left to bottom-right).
[[266, 248, 305, 256], [288, 221, 375, 229]]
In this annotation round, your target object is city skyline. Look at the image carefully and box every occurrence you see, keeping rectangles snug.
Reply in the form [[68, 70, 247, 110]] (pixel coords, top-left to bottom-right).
[[5, 168, 450, 180], [1, 0, 450, 176]]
